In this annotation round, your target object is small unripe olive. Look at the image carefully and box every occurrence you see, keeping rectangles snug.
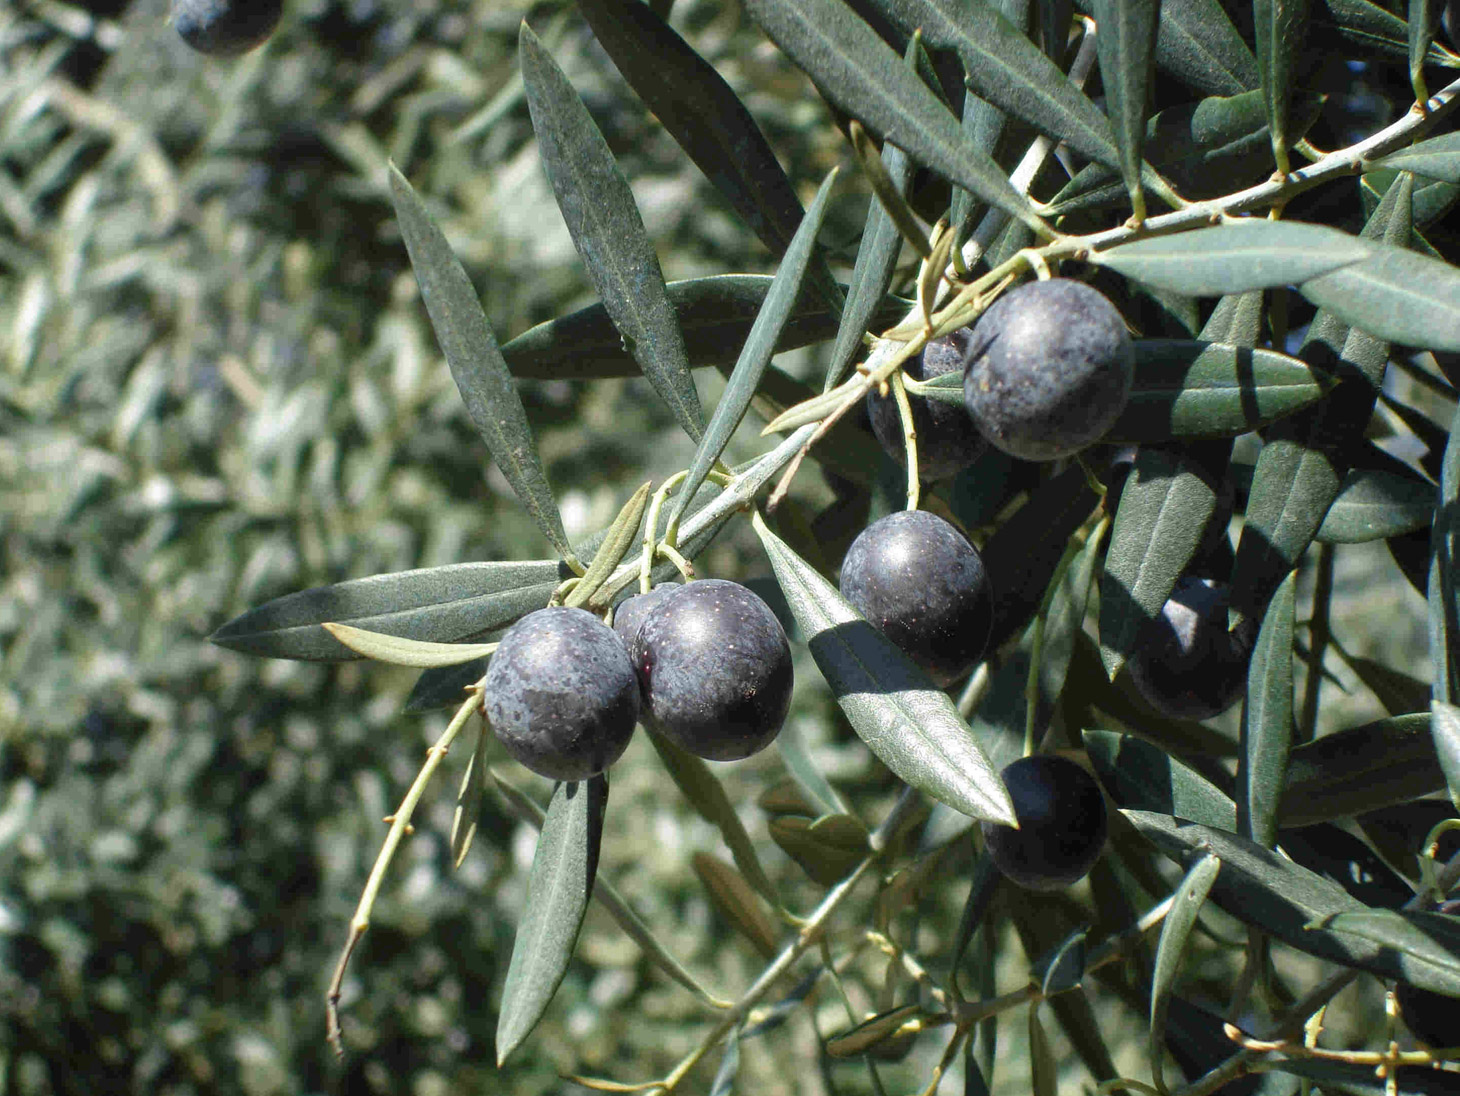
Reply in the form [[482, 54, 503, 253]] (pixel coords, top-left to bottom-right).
[[173, 0, 283, 56]]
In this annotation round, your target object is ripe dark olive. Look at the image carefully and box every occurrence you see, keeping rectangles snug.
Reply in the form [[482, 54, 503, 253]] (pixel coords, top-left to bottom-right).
[[173, 0, 283, 56], [611, 582, 681, 650], [838, 510, 992, 687], [1126, 577, 1256, 721], [962, 278, 1134, 461], [1397, 899, 1460, 1048], [484, 606, 639, 781], [980, 755, 1108, 892], [867, 331, 986, 481], [630, 580, 793, 761]]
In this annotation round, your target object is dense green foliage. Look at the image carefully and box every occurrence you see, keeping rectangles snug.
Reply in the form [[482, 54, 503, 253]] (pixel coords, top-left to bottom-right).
[[6, 0, 1460, 1094]]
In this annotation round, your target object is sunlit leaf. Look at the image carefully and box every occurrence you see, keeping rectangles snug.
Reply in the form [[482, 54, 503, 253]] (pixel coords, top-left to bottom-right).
[[1254, 0, 1312, 174], [1150, 0, 1261, 95], [574, 0, 842, 309], [1083, 730, 1237, 831], [1316, 463, 1437, 543], [1088, 0, 1160, 215], [388, 165, 575, 563], [1092, 222, 1369, 297], [1299, 237, 1460, 352], [497, 776, 607, 1065], [321, 623, 498, 668]]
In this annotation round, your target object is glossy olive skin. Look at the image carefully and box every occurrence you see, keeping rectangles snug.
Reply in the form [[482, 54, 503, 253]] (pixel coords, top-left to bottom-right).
[[1127, 577, 1256, 721], [963, 278, 1133, 461], [980, 755, 1108, 892], [484, 607, 640, 781], [629, 580, 793, 761], [173, 0, 283, 56], [839, 510, 992, 687], [868, 331, 986, 481], [1397, 899, 1460, 1047], [611, 582, 681, 650]]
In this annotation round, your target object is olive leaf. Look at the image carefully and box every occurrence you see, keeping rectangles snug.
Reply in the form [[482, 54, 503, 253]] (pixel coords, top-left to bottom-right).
[[1237, 569, 1295, 848], [496, 776, 608, 1065], [1149, 852, 1221, 1094], [1254, 0, 1312, 174], [388, 165, 577, 565], [741, 0, 1048, 235], [1087, 0, 1160, 216], [320, 624, 498, 668], [518, 24, 704, 443]]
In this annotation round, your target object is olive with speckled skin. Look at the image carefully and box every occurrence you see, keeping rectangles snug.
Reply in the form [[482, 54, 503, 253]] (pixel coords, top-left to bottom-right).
[[838, 510, 992, 687], [484, 607, 639, 781], [1127, 577, 1256, 721], [630, 580, 792, 761], [173, 0, 283, 56], [962, 279, 1133, 462], [980, 755, 1107, 892], [868, 331, 986, 481], [611, 582, 681, 650]]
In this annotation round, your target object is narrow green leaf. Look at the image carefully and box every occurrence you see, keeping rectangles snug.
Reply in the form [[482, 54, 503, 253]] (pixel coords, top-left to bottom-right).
[[1370, 132, 1460, 184], [450, 717, 489, 868], [1103, 340, 1335, 442], [1231, 174, 1413, 619], [573, 0, 842, 311], [565, 483, 652, 610], [321, 624, 498, 668], [741, 0, 1047, 234], [755, 516, 1017, 825], [1092, 222, 1369, 297], [776, 723, 850, 815], [497, 776, 607, 1065], [1036, 515, 1105, 714], [1316, 464, 1437, 543], [1316, 0, 1460, 67], [492, 771, 730, 1011], [1082, 729, 1238, 831], [769, 814, 870, 886], [1088, 0, 1160, 216], [1277, 713, 1441, 826], [518, 24, 704, 442], [668, 170, 839, 535], [877, 0, 1125, 174], [1299, 238, 1460, 352], [1412, 0, 1445, 99], [692, 851, 780, 958], [1099, 446, 1222, 680], [211, 559, 564, 661], [1330, 640, 1430, 715], [1125, 809, 1460, 996], [1032, 928, 1089, 997], [1434, 401, 1460, 705], [1237, 570, 1296, 849], [388, 165, 575, 564], [1150, 852, 1221, 1095], [1431, 701, 1460, 813], [501, 275, 906, 381], [1150, 0, 1261, 95], [1254, 0, 1312, 174], [827, 138, 912, 390], [648, 732, 781, 909]]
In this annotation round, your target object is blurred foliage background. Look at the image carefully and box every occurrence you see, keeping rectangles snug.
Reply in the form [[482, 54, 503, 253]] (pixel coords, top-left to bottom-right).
[[0, 0, 1434, 1092]]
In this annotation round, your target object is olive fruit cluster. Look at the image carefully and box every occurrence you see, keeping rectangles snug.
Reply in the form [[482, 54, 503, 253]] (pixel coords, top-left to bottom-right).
[[484, 580, 793, 779], [173, 0, 283, 56]]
